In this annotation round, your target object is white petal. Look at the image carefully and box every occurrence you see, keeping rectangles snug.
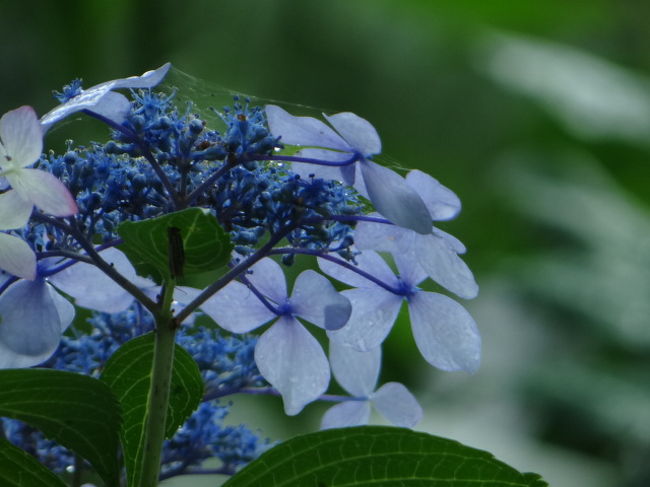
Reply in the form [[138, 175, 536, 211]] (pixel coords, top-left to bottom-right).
[[371, 382, 422, 428], [413, 233, 478, 299], [360, 160, 432, 235], [265, 105, 349, 150], [329, 340, 380, 396], [318, 250, 397, 289], [406, 170, 461, 221], [0, 280, 62, 368], [190, 281, 275, 333], [0, 106, 42, 169], [0, 190, 32, 230], [320, 400, 371, 429], [0, 233, 36, 279], [254, 317, 330, 415], [48, 248, 134, 313], [408, 291, 481, 373], [324, 112, 382, 156], [246, 257, 287, 304], [291, 270, 351, 330], [8, 169, 77, 217], [327, 288, 402, 351]]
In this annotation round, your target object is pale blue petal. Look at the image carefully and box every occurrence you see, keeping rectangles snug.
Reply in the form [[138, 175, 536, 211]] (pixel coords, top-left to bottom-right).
[[413, 233, 478, 299], [49, 285, 75, 333], [40, 84, 114, 132], [392, 248, 428, 288], [329, 340, 380, 396], [408, 291, 481, 373], [0, 190, 32, 230], [246, 257, 287, 304], [406, 170, 461, 221], [182, 281, 275, 333], [48, 248, 135, 313], [432, 227, 467, 254], [265, 105, 349, 150], [327, 288, 402, 351], [290, 148, 349, 181], [318, 250, 397, 289], [40, 63, 170, 132], [354, 216, 415, 254], [0, 233, 36, 280], [0, 280, 62, 368], [254, 317, 330, 415], [360, 160, 432, 235], [321, 401, 371, 430], [324, 112, 382, 156], [87, 91, 132, 125], [371, 382, 423, 428], [109, 62, 171, 89], [290, 270, 351, 330]]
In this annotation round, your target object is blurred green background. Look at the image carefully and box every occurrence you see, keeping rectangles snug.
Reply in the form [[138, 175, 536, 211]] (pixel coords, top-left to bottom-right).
[[2, 1, 649, 486]]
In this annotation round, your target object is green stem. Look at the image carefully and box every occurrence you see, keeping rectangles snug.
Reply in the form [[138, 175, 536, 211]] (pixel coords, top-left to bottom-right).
[[138, 280, 177, 487]]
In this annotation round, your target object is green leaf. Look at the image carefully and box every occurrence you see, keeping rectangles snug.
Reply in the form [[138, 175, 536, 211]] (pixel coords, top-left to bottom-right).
[[0, 438, 67, 487], [100, 333, 203, 486], [224, 426, 548, 487], [0, 369, 121, 486], [117, 207, 233, 284]]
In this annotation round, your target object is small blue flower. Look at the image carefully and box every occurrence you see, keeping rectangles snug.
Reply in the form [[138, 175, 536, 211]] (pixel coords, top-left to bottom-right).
[[265, 105, 432, 234], [321, 341, 422, 429], [183, 257, 351, 415], [320, 248, 481, 373]]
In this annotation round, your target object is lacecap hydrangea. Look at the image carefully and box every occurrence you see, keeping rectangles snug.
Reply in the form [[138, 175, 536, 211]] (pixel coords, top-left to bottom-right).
[[0, 63, 480, 454]]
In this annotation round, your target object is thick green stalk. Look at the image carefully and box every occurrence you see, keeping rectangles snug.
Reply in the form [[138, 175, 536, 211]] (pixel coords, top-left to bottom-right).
[[138, 281, 177, 487]]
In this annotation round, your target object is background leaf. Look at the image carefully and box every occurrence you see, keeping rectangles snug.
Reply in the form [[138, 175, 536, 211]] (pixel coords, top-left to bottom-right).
[[0, 438, 67, 487], [117, 207, 233, 284], [224, 426, 547, 487], [0, 369, 121, 486], [100, 332, 203, 486]]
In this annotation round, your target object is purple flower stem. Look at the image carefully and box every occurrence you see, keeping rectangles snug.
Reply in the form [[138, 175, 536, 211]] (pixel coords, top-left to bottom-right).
[[183, 159, 234, 206], [268, 247, 402, 295], [174, 223, 299, 324], [246, 152, 360, 167]]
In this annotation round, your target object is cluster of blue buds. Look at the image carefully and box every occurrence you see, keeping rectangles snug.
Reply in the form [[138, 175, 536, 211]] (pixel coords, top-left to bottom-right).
[[0, 62, 481, 480]]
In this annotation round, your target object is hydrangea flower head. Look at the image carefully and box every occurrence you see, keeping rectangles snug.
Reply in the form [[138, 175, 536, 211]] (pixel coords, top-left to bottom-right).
[[265, 105, 432, 234]]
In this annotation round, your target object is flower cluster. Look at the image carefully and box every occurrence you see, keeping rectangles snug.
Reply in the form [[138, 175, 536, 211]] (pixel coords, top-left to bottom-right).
[[0, 63, 480, 481]]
